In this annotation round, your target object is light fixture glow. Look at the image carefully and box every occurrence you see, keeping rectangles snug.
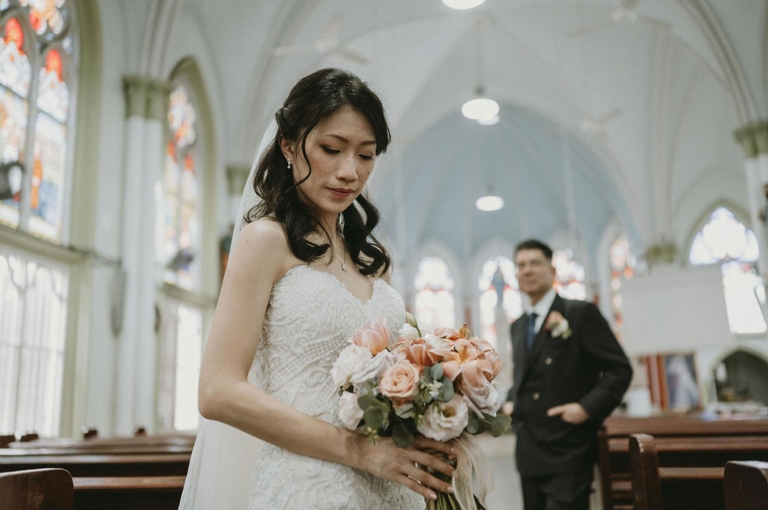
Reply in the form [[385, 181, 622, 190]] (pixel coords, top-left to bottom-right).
[[442, 0, 486, 10], [462, 98, 499, 121], [477, 113, 500, 126], [476, 195, 504, 212]]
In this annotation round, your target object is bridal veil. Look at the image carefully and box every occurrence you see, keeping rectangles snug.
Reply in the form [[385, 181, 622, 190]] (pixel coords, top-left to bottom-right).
[[178, 120, 277, 510]]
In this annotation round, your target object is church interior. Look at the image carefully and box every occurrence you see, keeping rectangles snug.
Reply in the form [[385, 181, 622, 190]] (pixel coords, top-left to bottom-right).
[[1, 0, 768, 508]]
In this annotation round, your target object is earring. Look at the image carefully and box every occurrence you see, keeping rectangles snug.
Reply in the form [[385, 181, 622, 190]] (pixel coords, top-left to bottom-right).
[[287, 159, 292, 170]]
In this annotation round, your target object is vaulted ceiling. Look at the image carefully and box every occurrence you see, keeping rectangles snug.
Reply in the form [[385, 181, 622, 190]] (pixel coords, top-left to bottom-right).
[[123, 0, 767, 281]]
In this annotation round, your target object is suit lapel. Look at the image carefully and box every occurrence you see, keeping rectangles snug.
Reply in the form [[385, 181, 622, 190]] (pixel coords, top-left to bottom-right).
[[521, 295, 567, 383]]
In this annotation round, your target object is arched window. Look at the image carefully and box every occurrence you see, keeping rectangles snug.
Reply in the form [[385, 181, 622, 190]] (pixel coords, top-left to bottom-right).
[[609, 235, 635, 336], [0, 0, 77, 437], [155, 61, 213, 431], [414, 256, 455, 329], [0, 1, 74, 242], [553, 249, 586, 300], [689, 207, 765, 334], [478, 256, 522, 348], [157, 81, 201, 290]]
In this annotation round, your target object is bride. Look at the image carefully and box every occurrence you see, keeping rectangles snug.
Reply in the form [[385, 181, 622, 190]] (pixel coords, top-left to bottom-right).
[[179, 68, 456, 509]]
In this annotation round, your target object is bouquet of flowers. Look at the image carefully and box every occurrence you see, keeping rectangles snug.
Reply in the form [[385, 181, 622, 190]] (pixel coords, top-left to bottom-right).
[[332, 313, 511, 510]]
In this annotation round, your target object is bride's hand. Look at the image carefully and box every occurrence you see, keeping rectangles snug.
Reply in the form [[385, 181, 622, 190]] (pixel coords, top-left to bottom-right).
[[353, 434, 456, 501]]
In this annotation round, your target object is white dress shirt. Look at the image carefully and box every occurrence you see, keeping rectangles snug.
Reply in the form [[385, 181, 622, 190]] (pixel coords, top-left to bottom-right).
[[523, 288, 557, 335]]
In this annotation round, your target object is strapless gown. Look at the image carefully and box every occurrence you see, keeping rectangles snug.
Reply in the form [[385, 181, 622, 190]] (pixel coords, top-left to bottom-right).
[[180, 264, 424, 509]]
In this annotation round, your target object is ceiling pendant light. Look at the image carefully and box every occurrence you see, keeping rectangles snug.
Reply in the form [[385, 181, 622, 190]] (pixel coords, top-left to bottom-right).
[[462, 87, 499, 122], [476, 185, 504, 212], [442, 0, 486, 10]]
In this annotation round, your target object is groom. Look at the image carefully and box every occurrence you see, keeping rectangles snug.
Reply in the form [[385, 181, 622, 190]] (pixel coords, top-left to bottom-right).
[[503, 239, 632, 510]]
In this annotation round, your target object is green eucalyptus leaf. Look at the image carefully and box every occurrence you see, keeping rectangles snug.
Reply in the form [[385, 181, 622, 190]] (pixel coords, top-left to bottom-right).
[[491, 414, 511, 436], [430, 363, 444, 380], [438, 378, 454, 401], [357, 393, 377, 411], [364, 406, 388, 430], [466, 411, 480, 434], [392, 420, 415, 448]]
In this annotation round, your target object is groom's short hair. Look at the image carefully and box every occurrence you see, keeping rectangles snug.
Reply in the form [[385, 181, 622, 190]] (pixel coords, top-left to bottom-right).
[[514, 239, 553, 262]]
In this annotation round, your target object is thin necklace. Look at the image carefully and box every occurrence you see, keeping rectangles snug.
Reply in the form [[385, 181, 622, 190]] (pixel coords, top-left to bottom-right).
[[334, 250, 348, 272]]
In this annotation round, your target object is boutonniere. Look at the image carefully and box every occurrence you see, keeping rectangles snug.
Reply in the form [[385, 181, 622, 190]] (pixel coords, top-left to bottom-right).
[[544, 311, 572, 339]]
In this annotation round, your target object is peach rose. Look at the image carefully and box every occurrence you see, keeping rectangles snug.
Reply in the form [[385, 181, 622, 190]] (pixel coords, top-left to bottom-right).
[[379, 359, 420, 403], [351, 318, 390, 355]]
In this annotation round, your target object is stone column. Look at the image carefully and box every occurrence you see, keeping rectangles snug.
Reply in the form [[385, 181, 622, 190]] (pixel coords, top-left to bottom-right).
[[734, 122, 768, 278], [114, 76, 170, 435]]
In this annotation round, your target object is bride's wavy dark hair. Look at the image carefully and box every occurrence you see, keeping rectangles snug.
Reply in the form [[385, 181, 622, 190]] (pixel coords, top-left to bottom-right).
[[245, 68, 391, 276]]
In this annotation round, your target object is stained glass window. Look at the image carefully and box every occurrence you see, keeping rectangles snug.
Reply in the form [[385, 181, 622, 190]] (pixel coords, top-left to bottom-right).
[[553, 249, 587, 300], [414, 256, 456, 329], [0, 1, 74, 242], [156, 62, 210, 432], [478, 256, 522, 348], [689, 207, 765, 334], [609, 235, 635, 336], [158, 83, 201, 290]]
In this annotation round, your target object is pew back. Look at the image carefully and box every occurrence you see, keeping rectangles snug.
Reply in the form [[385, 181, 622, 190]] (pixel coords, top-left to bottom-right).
[[724, 460, 768, 510], [0, 468, 74, 510]]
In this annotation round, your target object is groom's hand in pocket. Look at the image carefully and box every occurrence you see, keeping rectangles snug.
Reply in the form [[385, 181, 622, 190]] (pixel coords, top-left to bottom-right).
[[547, 403, 589, 424]]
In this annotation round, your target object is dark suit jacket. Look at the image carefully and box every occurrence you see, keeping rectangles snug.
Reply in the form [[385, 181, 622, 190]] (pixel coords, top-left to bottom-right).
[[506, 294, 632, 477]]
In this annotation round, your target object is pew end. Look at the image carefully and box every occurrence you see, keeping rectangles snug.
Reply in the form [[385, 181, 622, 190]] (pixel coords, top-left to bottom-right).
[[629, 434, 662, 510], [0, 468, 74, 510], [725, 460, 768, 510]]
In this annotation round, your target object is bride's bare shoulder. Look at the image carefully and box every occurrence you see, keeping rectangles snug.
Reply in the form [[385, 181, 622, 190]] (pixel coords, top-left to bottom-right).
[[230, 219, 294, 278]]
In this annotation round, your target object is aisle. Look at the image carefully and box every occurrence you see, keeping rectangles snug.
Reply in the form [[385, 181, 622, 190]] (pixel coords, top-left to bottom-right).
[[476, 433, 523, 509]]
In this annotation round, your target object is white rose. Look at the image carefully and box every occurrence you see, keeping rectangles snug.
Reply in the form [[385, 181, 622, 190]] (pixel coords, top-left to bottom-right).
[[552, 318, 571, 338], [331, 344, 372, 389], [461, 380, 501, 416], [417, 394, 469, 442], [398, 323, 421, 342], [350, 350, 396, 386], [423, 332, 451, 351], [338, 392, 364, 430]]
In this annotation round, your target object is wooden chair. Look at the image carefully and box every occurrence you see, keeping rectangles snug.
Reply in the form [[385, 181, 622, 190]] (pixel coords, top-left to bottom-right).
[[0, 468, 74, 510], [725, 460, 768, 510], [629, 434, 662, 510]]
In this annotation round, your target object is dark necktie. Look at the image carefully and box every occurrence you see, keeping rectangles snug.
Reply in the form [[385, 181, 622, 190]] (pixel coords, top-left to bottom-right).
[[526, 312, 538, 349]]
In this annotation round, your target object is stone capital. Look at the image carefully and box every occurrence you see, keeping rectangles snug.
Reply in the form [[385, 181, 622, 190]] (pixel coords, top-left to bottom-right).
[[734, 121, 768, 159], [644, 242, 678, 265], [122, 76, 172, 120]]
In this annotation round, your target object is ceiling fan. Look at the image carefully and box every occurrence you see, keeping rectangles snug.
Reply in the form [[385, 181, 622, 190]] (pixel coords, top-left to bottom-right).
[[273, 14, 369, 64], [567, 0, 638, 38]]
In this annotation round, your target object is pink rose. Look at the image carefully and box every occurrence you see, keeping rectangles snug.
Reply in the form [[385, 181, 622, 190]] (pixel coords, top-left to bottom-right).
[[379, 359, 420, 403], [351, 318, 390, 355]]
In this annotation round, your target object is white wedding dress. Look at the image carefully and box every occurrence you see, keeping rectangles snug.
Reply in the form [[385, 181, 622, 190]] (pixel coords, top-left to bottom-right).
[[180, 264, 424, 509]]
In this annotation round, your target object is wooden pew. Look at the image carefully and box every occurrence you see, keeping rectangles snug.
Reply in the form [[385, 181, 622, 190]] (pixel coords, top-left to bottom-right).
[[73, 475, 185, 510], [724, 460, 768, 510], [0, 452, 191, 477], [7, 432, 195, 451], [598, 415, 768, 509], [0, 468, 74, 510], [629, 434, 726, 510]]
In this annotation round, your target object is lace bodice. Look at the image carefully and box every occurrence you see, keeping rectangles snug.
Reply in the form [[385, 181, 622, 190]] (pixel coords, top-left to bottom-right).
[[246, 264, 424, 509]]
